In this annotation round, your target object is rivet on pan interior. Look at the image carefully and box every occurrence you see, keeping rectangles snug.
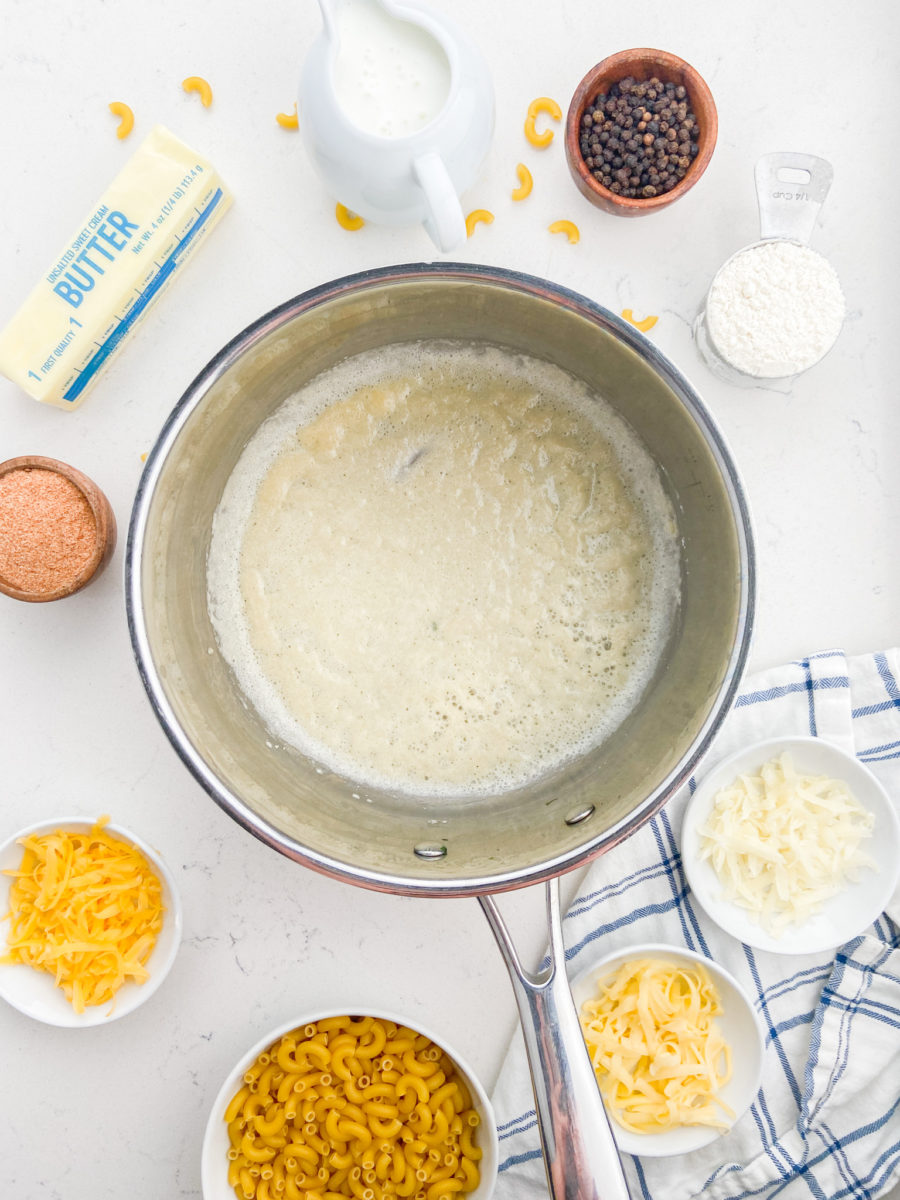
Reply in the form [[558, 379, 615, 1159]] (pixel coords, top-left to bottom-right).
[[565, 804, 595, 826], [414, 844, 448, 860]]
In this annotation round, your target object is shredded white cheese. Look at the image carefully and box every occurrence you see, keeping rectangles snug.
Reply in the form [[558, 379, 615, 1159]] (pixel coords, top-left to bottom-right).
[[697, 752, 876, 934]]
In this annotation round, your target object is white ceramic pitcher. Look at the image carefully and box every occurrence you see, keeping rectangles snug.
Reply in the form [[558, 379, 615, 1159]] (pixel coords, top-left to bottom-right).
[[299, 0, 494, 252]]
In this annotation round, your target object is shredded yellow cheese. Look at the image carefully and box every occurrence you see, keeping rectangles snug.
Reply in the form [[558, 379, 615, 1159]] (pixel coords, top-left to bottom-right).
[[698, 752, 876, 934], [580, 958, 733, 1134], [2, 818, 164, 1013]]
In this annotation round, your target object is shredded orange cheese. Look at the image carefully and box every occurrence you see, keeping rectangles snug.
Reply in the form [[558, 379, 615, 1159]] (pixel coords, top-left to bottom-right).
[[2, 818, 164, 1013], [580, 958, 733, 1134]]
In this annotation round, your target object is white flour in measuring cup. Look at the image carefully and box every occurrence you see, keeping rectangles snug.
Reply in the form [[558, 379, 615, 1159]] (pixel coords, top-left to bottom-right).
[[704, 240, 845, 380]]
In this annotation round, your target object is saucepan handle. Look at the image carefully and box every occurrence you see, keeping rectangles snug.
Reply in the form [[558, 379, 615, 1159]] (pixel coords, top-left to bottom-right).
[[479, 880, 631, 1200]]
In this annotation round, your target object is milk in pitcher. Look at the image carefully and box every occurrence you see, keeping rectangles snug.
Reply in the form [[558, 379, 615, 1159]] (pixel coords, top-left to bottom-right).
[[332, 0, 451, 138]]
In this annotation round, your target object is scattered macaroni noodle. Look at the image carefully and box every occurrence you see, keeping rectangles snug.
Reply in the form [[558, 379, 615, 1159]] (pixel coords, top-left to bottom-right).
[[465, 209, 493, 238], [1, 818, 164, 1013], [524, 96, 561, 148], [548, 219, 579, 244], [335, 203, 365, 231], [224, 1016, 483, 1200], [276, 105, 299, 130], [108, 101, 134, 140], [580, 958, 733, 1134], [182, 75, 214, 107], [511, 163, 533, 201], [621, 309, 658, 333]]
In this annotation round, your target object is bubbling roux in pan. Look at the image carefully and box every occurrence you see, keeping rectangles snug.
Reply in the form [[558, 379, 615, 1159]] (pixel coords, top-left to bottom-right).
[[207, 343, 680, 796]]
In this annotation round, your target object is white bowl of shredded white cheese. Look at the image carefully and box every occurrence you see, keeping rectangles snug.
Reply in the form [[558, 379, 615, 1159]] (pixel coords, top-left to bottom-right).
[[682, 737, 900, 955]]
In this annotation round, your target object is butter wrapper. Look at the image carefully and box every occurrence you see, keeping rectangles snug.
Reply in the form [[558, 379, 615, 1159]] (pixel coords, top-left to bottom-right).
[[0, 125, 231, 410]]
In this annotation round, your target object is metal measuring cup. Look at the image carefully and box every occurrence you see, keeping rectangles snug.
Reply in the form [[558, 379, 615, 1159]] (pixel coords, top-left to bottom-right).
[[694, 152, 843, 385]]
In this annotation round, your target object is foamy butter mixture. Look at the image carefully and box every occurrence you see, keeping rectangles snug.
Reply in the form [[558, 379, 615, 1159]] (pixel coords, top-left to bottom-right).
[[332, 0, 451, 138], [207, 344, 680, 796]]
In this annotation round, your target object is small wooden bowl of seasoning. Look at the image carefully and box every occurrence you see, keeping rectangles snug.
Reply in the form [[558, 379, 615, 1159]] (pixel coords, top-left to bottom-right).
[[0, 456, 116, 603], [565, 48, 717, 216]]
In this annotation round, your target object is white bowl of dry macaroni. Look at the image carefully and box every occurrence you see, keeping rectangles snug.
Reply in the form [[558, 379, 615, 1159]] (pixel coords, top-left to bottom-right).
[[0, 815, 182, 1027], [201, 1008, 499, 1200], [570, 944, 764, 1157]]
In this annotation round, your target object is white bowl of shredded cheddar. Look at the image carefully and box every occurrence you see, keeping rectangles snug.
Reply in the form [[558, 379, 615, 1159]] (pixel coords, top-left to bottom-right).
[[0, 816, 182, 1026], [570, 945, 764, 1157], [201, 1008, 499, 1200], [682, 736, 900, 955]]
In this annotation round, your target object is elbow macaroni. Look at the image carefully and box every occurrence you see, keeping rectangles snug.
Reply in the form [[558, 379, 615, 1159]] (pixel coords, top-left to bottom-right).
[[182, 75, 214, 107], [464, 209, 493, 238], [547, 219, 580, 244], [276, 104, 300, 130], [620, 309, 659, 333], [224, 1016, 482, 1200], [510, 163, 533, 201], [336, 203, 365, 231], [108, 101, 134, 139], [524, 96, 561, 148]]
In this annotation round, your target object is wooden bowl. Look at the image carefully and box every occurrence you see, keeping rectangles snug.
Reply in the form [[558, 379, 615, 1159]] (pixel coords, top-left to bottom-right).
[[0, 456, 117, 602], [565, 48, 718, 216]]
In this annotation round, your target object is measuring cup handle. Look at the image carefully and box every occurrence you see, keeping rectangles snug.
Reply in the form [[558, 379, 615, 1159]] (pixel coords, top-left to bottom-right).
[[413, 152, 467, 253], [479, 880, 631, 1200], [755, 152, 834, 244]]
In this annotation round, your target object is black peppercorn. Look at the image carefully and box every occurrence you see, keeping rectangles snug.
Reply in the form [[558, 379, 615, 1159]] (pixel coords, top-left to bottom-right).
[[579, 74, 701, 200]]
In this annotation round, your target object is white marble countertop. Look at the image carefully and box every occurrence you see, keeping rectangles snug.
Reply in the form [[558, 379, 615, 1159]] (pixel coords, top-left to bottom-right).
[[1, 1, 898, 1196]]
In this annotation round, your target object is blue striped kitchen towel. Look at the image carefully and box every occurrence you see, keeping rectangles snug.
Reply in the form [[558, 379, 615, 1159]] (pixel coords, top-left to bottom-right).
[[491, 648, 900, 1200]]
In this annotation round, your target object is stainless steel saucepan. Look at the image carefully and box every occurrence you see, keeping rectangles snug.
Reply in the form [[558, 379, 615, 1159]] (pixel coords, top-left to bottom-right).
[[126, 264, 754, 1200]]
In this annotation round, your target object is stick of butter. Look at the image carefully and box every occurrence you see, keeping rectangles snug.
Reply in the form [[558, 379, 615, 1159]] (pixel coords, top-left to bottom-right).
[[0, 125, 231, 410]]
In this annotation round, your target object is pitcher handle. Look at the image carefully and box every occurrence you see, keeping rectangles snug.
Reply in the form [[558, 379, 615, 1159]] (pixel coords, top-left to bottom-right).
[[413, 152, 467, 253], [479, 879, 631, 1200]]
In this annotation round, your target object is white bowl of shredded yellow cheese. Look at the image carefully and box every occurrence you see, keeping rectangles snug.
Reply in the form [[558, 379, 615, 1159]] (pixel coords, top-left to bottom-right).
[[682, 737, 900, 955], [571, 945, 764, 1157], [0, 816, 182, 1026]]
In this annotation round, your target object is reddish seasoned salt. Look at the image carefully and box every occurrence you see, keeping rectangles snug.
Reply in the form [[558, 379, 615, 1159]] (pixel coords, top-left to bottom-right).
[[0, 467, 96, 594]]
